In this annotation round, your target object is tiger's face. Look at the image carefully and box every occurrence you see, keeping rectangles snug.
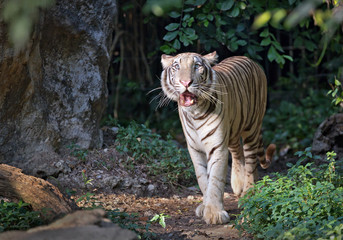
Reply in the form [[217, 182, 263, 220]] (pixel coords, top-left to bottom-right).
[[160, 51, 218, 107]]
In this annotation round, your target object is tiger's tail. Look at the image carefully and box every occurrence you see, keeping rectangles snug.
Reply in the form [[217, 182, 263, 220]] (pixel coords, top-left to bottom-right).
[[259, 144, 276, 169]]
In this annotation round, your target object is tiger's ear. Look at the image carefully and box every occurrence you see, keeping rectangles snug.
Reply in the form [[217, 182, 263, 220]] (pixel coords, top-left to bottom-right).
[[202, 51, 218, 65], [161, 54, 175, 69]]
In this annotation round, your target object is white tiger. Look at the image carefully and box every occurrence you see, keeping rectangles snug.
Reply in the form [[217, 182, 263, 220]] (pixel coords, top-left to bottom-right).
[[160, 51, 275, 224]]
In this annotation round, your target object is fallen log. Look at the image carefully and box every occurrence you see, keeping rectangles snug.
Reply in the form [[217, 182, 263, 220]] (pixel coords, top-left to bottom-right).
[[0, 164, 77, 220]]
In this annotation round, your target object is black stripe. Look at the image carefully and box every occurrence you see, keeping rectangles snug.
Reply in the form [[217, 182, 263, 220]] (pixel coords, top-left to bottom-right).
[[208, 131, 228, 161]]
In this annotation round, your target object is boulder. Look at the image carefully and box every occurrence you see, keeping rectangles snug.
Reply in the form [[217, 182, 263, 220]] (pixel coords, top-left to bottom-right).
[[312, 113, 343, 161], [0, 0, 116, 174], [0, 209, 138, 240]]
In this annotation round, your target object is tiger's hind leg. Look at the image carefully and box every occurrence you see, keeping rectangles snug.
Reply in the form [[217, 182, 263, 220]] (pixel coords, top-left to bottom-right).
[[228, 140, 245, 197], [242, 131, 263, 195]]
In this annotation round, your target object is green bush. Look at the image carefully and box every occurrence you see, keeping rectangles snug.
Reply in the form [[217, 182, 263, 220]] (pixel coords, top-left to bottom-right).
[[0, 200, 43, 232], [115, 121, 195, 186], [263, 89, 338, 150], [236, 148, 343, 240], [107, 209, 155, 240]]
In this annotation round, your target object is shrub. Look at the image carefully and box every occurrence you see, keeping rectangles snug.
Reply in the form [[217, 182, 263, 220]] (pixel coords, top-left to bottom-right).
[[0, 200, 43, 232], [263, 89, 338, 150], [107, 209, 155, 240], [236, 148, 343, 240], [115, 121, 196, 186]]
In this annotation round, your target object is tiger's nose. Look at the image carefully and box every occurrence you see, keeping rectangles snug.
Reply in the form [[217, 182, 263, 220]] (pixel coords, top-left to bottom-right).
[[180, 80, 192, 87]]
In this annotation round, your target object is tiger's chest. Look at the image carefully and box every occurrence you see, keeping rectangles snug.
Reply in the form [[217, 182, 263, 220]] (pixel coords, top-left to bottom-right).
[[179, 103, 230, 152]]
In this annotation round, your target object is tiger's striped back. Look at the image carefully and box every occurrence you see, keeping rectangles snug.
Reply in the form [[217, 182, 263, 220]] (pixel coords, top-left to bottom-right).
[[213, 56, 271, 167]]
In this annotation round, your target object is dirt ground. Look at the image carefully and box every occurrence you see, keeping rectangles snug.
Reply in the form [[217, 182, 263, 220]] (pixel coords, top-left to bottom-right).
[[50, 128, 291, 240]]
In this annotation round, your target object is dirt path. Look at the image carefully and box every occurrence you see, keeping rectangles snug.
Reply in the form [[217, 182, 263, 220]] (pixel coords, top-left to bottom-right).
[[50, 129, 288, 239], [75, 190, 251, 239]]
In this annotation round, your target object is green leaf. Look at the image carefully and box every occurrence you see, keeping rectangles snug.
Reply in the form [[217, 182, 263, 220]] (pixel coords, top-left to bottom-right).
[[236, 40, 247, 46], [163, 31, 179, 41], [165, 23, 179, 31], [229, 6, 240, 17], [169, 11, 181, 18], [283, 55, 293, 62], [160, 44, 177, 54], [159, 216, 166, 228], [203, 20, 209, 27], [220, 0, 234, 11], [183, 7, 194, 12], [332, 88, 339, 97], [150, 214, 159, 222], [172, 39, 181, 49], [267, 45, 278, 62], [196, 13, 207, 20], [260, 28, 269, 37], [183, 27, 196, 36], [261, 37, 271, 46], [335, 97, 342, 105], [335, 79, 341, 86], [227, 29, 235, 38]]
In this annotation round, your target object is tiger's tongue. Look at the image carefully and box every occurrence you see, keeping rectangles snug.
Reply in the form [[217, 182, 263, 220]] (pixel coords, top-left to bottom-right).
[[180, 92, 197, 107]]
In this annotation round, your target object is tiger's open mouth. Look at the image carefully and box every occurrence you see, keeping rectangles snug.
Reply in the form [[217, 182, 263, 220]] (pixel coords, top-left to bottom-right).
[[180, 91, 197, 107]]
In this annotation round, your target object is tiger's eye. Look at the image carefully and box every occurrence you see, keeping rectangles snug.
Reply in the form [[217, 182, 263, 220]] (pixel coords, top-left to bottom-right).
[[195, 63, 202, 70], [172, 62, 180, 70]]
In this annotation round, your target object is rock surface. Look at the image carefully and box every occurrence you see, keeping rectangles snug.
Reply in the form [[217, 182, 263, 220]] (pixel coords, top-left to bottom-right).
[[0, 0, 116, 174], [0, 209, 138, 240], [312, 113, 343, 160]]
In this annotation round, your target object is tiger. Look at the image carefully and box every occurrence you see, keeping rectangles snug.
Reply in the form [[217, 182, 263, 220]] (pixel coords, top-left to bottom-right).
[[160, 51, 276, 224]]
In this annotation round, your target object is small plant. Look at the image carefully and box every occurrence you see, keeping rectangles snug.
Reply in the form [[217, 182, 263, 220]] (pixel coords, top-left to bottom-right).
[[150, 213, 170, 228], [107, 209, 155, 239], [81, 169, 93, 188], [327, 78, 343, 107], [236, 148, 343, 240], [67, 143, 88, 161], [0, 200, 43, 232], [115, 121, 196, 186]]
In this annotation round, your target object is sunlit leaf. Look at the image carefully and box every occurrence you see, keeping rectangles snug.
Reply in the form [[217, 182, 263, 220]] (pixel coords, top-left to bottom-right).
[[272, 9, 287, 25], [335, 79, 341, 86], [253, 11, 271, 29]]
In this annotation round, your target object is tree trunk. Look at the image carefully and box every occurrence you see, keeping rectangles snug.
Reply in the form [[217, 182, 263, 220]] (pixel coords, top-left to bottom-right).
[[0, 164, 77, 220]]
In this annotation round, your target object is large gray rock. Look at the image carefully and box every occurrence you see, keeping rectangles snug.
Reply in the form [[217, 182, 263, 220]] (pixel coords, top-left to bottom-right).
[[0, 209, 138, 240], [0, 0, 116, 174]]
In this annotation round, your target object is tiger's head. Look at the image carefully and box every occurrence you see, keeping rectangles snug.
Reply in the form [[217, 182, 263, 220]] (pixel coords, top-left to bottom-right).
[[160, 51, 218, 107]]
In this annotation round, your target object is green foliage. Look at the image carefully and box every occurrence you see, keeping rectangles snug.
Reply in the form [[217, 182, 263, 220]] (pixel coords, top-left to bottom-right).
[[236, 148, 343, 240], [328, 78, 343, 106], [0, 200, 43, 232], [75, 192, 155, 239], [2, 0, 55, 49], [150, 213, 170, 228], [263, 89, 338, 150], [115, 121, 195, 186], [160, 0, 293, 66], [107, 209, 155, 240]]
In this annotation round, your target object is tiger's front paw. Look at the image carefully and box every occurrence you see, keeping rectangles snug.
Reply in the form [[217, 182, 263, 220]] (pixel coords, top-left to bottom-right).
[[203, 204, 230, 224]]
